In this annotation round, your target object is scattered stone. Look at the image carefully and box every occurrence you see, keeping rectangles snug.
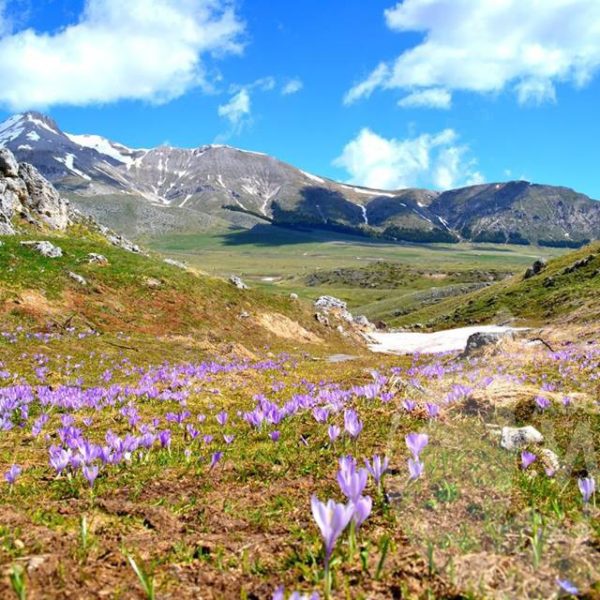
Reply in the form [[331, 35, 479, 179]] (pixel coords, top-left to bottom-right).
[[88, 253, 109, 265], [289, 292, 299, 301], [68, 271, 87, 286], [563, 254, 596, 274], [539, 448, 560, 475], [144, 277, 162, 289], [164, 258, 188, 270], [543, 276, 555, 288], [229, 275, 248, 290], [523, 259, 546, 279], [97, 225, 140, 253], [461, 331, 514, 357], [239, 311, 250, 319], [500, 425, 543, 451], [20, 240, 63, 258]]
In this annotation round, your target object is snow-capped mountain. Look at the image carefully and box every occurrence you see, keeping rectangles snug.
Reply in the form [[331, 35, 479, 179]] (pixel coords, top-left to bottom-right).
[[1, 112, 599, 246]]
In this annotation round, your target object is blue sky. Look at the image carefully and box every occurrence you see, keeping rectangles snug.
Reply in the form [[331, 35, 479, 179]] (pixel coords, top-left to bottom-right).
[[0, 0, 600, 196]]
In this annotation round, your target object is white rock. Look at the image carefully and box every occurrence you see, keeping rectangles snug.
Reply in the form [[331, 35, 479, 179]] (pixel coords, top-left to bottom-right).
[[88, 253, 109, 265], [229, 275, 248, 290], [500, 426, 544, 450], [68, 271, 87, 285], [20, 240, 63, 258]]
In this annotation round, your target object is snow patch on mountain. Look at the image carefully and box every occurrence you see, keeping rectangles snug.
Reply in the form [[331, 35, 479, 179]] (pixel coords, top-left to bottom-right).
[[67, 133, 136, 165]]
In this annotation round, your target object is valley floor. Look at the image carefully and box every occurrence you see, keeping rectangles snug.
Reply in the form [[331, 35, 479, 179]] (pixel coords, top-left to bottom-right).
[[0, 324, 598, 599]]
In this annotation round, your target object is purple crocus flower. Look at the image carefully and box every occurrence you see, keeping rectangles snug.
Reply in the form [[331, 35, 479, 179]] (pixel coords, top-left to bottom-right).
[[49, 447, 71, 474], [4, 464, 21, 485], [216, 410, 228, 426], [312, 407, 329, 423], [352, 495, 372, 528], [338, 455, 356, 476], [521, 451, 537, 470], [365, 455, 389, 485], [310, 495, 354, 563], [405, 433, 429, 459], [557, 579, 579, 595], [270, 430, 281, 441], [343, 409, 363, 438], [408, 458, 424, 480], [272, 588, 319, 600], [578, 476, 595, 503], [328, 425, 341, 442], [82, 464, 99, 487], [402, 400, 416, 412], [209, 451, 223, 470], [158, 430, 172, 448], [337, 467, 368, 502], [223, 434, 235, 444], [425, 403, 440, 419], [535, 396, 551, 411]]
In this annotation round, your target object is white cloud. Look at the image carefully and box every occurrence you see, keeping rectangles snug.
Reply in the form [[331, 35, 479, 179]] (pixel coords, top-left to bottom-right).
[[0, 0, 244, 110], [218, 88, 251, 130], [333, 127, 484, 190], [344, 63, 390, 105], [346, 0, 600, 106], [398, 87, 451, 109], [282, 78, 303, 95]]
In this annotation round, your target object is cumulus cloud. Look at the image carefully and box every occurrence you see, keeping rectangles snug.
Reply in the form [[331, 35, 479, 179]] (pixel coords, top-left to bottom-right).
[[0, 0, 244, 110], [346, 0, 600, 106], [282, 78, 303, 95], [218, 88, 251, 130], [333, 128, 484, 190], [398, 87, 451, 109]]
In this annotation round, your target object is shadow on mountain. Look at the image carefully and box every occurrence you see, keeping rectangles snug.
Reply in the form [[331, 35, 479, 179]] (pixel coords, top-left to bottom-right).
[[219, 224, 357, 247]]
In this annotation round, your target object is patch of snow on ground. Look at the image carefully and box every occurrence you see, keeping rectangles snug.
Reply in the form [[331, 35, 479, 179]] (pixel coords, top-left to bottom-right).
[[367, 325, 527, 355]]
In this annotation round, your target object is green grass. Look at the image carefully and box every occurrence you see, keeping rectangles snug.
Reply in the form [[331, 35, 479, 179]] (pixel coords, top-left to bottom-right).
[[144, 227, 568, 323], [390, 241, 600, 328]]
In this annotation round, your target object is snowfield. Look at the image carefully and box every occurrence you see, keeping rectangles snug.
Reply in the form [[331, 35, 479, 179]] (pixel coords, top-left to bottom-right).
[[367, 325, 527, 354]]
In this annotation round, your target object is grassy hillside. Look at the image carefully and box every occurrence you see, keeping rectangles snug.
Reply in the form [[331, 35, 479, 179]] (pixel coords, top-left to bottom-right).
[[392, 241, 600, 329], [0, 227, 343, 355]]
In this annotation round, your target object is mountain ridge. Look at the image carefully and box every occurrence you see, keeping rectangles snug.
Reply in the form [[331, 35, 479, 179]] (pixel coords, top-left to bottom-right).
[[1, 111, 599, 247]]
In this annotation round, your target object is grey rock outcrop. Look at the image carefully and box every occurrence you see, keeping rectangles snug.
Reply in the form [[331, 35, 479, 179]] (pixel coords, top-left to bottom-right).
[[0, 148, 19, 178], [0, 148, 69, 234]]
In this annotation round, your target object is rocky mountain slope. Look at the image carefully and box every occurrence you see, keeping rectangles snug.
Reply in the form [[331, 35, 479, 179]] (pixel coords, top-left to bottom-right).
[[2, 112, 599, 246]]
